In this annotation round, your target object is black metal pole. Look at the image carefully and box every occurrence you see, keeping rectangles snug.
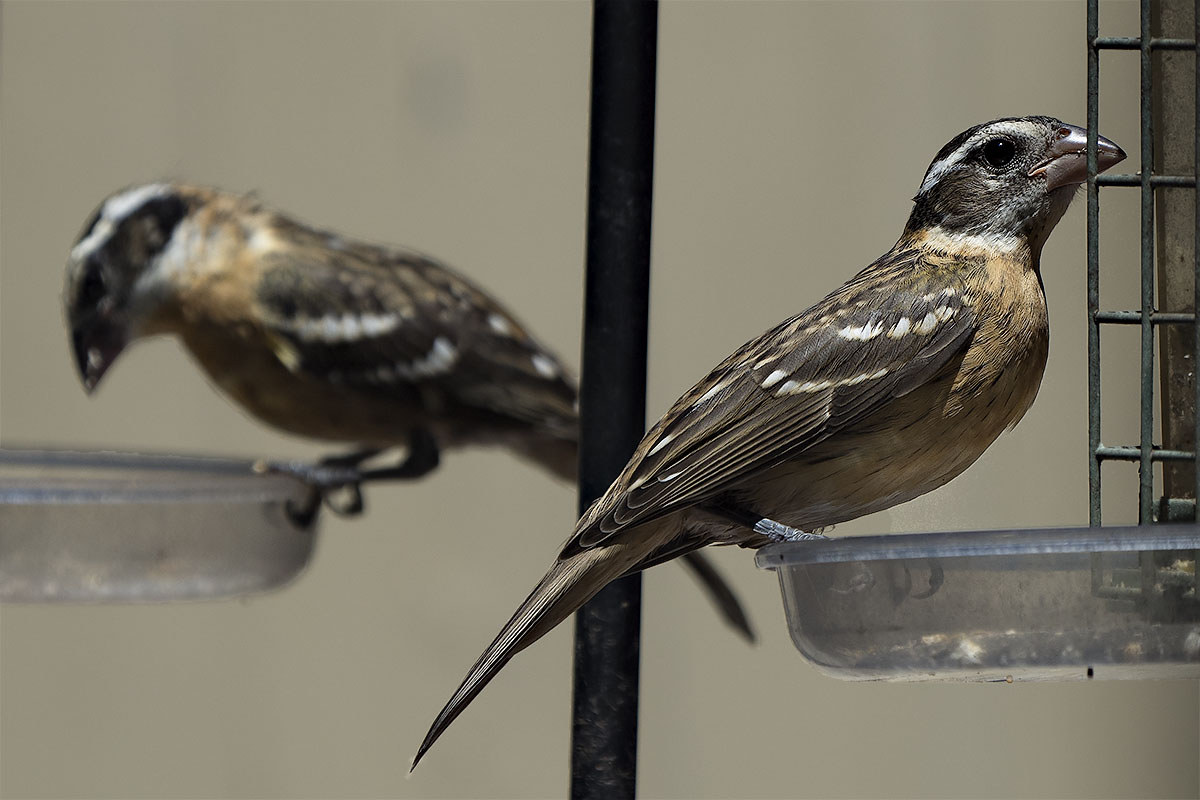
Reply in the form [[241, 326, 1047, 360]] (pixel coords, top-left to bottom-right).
[[571, 1, 657, 798]]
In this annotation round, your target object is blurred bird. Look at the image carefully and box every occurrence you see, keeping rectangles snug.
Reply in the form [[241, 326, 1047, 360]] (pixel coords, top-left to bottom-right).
[[62, 183, 754, 640], [412, 116, 1127, 767]]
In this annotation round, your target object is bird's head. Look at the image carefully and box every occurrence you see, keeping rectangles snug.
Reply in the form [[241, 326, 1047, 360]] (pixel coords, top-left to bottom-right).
[[63, 183, 199, 392], [906, 116, 1125, 254]]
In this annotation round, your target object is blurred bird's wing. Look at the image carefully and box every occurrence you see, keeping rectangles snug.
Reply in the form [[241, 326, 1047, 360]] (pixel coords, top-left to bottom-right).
[[574, 246, 979, 547], [253, 241, 577, 434], [253, 235, 758, 637]]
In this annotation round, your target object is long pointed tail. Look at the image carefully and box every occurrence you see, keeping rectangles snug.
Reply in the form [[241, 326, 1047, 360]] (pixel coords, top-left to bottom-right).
[[411, 543, 641, 770], [680, 552, 754, 642], [521, 437, 754, 642]]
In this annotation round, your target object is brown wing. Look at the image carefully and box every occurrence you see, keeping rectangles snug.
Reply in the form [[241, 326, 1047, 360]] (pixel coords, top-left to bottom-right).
[[572, 246, 980, 549], [253, 230, 577, 436]]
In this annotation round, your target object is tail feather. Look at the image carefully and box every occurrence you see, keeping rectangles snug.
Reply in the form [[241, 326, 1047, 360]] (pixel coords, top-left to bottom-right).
[[516, 433, 579, 483], [411, 544, 641, 770], [680, 553, 755, 643], [519, 436, 755, 641]]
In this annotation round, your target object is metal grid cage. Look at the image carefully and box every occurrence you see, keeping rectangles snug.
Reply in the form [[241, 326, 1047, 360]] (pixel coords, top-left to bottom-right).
[[1087, 0, 1199, 526]]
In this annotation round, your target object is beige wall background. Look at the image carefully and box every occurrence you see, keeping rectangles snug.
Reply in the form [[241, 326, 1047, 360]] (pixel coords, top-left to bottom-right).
[[2, 1, 1196, 797]]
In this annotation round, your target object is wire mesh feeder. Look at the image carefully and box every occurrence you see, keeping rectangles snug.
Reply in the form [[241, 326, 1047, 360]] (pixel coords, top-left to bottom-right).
[[758, 0, 1200, 682]]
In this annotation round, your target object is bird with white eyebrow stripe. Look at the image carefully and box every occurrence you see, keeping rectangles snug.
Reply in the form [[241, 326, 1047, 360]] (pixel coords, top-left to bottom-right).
[[62, 183, 755, 641], [411, 116, 1127, 767]]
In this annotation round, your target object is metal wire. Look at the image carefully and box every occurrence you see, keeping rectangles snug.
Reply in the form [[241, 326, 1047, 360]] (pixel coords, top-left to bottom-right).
[[1087, 0, 1104, 526], [1195, 0, 1200, 508], [1088, 0, 1200, 526], [1139, 0, 1156, 526]]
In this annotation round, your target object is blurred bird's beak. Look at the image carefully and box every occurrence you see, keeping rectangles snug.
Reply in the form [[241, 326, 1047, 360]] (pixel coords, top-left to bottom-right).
[[1029, 123, 1126, 190], [71, 317, 126, 393]]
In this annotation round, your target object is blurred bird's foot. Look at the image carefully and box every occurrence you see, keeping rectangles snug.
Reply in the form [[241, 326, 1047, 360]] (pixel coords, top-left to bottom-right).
[[260, 456, 367, 527], [260, 430, 442, 526], [753, 517, 829, 542]]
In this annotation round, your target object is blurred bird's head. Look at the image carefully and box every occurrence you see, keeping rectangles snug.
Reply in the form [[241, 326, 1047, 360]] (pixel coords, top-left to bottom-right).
[[906, 116, 1125, 254], [63, 183, 201, 392]]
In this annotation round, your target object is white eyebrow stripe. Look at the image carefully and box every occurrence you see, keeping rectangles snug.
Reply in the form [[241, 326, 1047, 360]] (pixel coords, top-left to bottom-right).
[[918, 149, 972, 195], [105, 183, 172, 221], [70, 183, 174, 263], [918, 119, 1042, 196], [71, 221, 115, 262]]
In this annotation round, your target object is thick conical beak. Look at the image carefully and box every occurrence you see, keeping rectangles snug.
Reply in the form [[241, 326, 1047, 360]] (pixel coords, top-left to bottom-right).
[[71, 316, 126, 393], [1028, 123, 1126, 191]]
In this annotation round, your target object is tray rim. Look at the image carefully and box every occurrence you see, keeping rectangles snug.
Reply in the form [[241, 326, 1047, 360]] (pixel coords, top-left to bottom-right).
[[755, 523, 1200, 568]]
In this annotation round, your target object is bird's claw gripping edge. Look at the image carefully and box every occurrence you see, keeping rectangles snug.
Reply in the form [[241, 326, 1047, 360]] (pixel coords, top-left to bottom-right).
[[256, 456, 369, 528], [753, 517, 830, 543], [256, 430, 441, 527], [704, 502, 830, 543]]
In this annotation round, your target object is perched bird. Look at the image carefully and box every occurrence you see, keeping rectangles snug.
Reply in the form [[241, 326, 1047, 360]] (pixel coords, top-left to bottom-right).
[[412, 116, 1127, 767], [62, 183, 753, 639]]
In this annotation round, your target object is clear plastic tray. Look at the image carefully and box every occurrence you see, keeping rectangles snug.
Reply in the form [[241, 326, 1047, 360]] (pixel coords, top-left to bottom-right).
[[0, 448, 318, 602], [755, 525, 1200, 681]]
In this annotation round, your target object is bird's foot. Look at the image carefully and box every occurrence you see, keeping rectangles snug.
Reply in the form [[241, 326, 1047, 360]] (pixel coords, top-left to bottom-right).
[[703, 502, 830, 543], [257, 457, 368, 527], [752, 517, 830, 543], [259, 431, 441, 527]]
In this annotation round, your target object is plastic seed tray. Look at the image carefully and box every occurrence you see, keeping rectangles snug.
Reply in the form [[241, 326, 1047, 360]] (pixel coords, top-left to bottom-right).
[[0, 448, 317, 602], [756, 525, 1200, 681]]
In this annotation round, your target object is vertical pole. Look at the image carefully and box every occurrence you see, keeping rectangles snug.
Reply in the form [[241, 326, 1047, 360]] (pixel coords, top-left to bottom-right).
[[571, 1, 657, 798]]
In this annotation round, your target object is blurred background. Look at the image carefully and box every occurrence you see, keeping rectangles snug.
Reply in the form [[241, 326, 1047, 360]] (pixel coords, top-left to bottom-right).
[[2, 1, 1196, 797]]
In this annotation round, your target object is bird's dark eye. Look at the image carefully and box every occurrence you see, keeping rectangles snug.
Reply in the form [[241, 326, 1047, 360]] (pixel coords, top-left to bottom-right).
[[79, 259, 106, 308], [981, 138, 1017, 169]]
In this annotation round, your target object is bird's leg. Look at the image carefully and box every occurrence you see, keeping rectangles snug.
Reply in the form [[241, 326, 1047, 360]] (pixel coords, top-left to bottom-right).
[[266, 430, 441, 526], [703, 502, 830, 543], [353, 428, 440, 482]]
